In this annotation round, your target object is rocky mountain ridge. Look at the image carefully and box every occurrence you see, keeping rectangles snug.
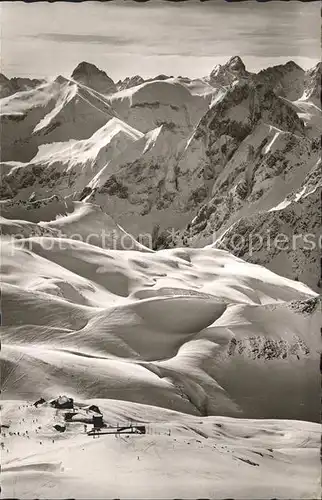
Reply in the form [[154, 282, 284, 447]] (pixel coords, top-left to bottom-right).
[[0, 73, 45, 99], [1, 56, 320, 290]]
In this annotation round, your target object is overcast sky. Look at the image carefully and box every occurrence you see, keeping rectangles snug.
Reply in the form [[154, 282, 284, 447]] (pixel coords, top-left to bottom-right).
[[1, 0, 320, 80]]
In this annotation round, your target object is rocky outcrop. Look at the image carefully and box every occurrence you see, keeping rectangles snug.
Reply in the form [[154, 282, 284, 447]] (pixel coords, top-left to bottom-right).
[[170, 79, 306, 223], [253, 60, 305, 101], [302, 62, 321, 107], [215, 159, 321, 291]]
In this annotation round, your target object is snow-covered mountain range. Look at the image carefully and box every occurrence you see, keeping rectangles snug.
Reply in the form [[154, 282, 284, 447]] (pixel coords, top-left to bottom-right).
[[1, 57, 320, 291], [1, 57, 321, 499]]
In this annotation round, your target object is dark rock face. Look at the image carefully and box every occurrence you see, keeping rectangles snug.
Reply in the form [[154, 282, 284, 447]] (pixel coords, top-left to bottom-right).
[[194, 79, 304, 147], [53, 424, 66, 432], [172, 58, 319, 291], [288, 296, 321, 316], [0, 163, 75, 201], [254, 60, 305, 101], [0, 73, 12, 98], [71, 61, 116, 94], [227, 55, 246, 73], [150, 74, 173, 81], [101, 175, 129, 199], [0, 73, 44, 98]]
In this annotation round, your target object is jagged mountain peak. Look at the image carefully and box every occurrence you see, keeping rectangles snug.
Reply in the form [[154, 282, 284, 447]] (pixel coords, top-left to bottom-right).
[[72, 61, 109, 78], [71, 61, 116, 94], [254, 60, 305, 101], [1, 57, 320, 290], [195, 77, 304, 146], [283, 60, 304, 71], [116, 74, 145, 91], [54, 74, 72, 85], [209, 55, 249, 87], [208, 58, 307, 101], [226, 55, 246, 72], [0, 73, 10, 83], [256, 60, 304, 78], [307, 61, 321, 74]]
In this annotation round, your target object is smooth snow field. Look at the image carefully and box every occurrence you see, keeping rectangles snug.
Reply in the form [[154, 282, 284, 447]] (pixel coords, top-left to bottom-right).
[[1, 400, 321, 500], [1, 230, 321, 499]]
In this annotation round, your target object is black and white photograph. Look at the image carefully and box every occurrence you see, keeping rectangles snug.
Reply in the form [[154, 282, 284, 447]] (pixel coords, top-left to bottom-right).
[[0, 0, 321, 498]]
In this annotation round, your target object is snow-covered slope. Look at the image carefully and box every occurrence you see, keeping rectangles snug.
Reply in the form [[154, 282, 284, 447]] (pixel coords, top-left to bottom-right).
[[108, 79, 208, 135], [1, 233, 320, 500], [2, 235, 319, 417], [166, 66, 320, 293], [1, 57, 320, 292], [214, 158, 321, 291], [166, 80, 310, 238], [1, 56, 321, 499], [41, 201, 152, 252], [83, 124, 192, 237], [179, 126, 318, 243], [2, 398, 320, 499], [1, 118, 143, 201], [0, 76, 117, 162], [0, 194, 74, 223]]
